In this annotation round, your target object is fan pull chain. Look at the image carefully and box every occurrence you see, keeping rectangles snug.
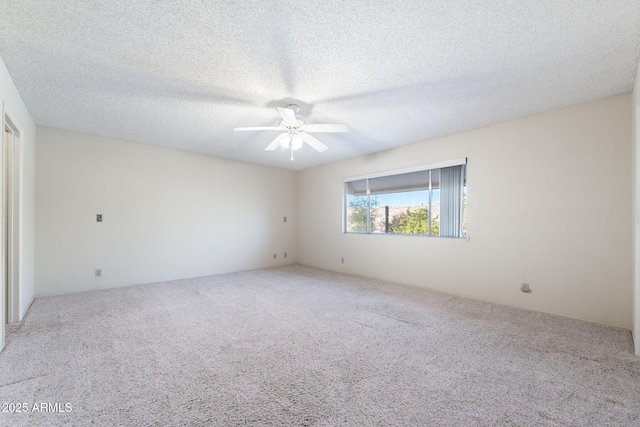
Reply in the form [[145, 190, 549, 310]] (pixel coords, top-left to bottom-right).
[[290, 147, 294, 161]]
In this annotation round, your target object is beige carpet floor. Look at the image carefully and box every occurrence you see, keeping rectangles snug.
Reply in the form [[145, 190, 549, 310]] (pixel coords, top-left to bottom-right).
[[1, 265, 639, 426]]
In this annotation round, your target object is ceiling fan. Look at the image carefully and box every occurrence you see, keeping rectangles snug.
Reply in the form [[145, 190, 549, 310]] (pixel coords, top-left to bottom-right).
[[234, 104, 348, 161]]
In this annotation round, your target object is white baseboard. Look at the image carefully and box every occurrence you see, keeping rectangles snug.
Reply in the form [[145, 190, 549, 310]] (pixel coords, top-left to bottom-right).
[[20, 295, 35, 321]]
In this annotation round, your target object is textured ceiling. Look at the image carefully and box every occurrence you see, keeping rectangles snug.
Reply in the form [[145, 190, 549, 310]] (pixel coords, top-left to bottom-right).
[[1, 1, 640, 170]]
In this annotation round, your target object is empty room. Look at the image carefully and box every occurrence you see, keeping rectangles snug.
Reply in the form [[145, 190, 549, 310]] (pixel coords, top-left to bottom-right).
[[2, 1, 640, 425]]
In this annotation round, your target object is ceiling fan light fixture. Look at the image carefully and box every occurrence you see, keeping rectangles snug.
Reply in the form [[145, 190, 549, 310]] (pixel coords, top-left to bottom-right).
[[291, 134, 303, 150], [280, 135, 291, 148]]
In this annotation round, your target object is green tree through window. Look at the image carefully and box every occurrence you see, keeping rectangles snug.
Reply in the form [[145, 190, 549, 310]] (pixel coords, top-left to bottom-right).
[[391, 207, 439, 235], [347, 196, 379, 232]]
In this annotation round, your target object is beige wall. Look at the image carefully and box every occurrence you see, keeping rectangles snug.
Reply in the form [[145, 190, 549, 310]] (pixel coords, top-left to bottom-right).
[[36, 127, 297, 295], [0, 55, 36, 321], [298, 94, 633, 328]]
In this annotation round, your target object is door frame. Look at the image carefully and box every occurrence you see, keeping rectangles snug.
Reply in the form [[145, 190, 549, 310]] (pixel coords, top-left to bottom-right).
[[4, 111, 20, 324], [1, 104, 21, 352]]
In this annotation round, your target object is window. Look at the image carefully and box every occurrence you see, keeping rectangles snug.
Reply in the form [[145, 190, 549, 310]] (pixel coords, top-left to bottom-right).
[[343, 159, 467, 237]]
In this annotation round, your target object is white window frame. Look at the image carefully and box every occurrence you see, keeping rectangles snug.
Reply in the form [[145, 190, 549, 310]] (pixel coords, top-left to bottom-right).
[[342, 158, 467, 237]]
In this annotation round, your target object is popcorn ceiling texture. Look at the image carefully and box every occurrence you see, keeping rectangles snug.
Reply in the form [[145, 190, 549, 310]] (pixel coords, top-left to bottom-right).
[[1, 266, 639, 426], [1, 1, 640, 170]]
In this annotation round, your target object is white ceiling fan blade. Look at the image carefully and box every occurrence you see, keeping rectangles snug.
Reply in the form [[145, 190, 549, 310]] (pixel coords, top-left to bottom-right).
[[300, 132, 328, 152], [265, 133, 289, 151], [234, 126, 282, 131], [304, 124, 349, 133], [276, 107, 298, 123]]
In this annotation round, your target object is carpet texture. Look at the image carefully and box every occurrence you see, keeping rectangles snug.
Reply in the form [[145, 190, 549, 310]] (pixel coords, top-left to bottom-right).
[[0, 265, 638, 426]]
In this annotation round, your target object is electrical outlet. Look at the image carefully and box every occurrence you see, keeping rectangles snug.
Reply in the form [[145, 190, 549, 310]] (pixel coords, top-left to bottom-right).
[[95, 269, 102, 277], [283, 216, 287, 222], [521, 282, 531, 293], [284, 252, 287, 258], [273, 253, 277, 259]]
